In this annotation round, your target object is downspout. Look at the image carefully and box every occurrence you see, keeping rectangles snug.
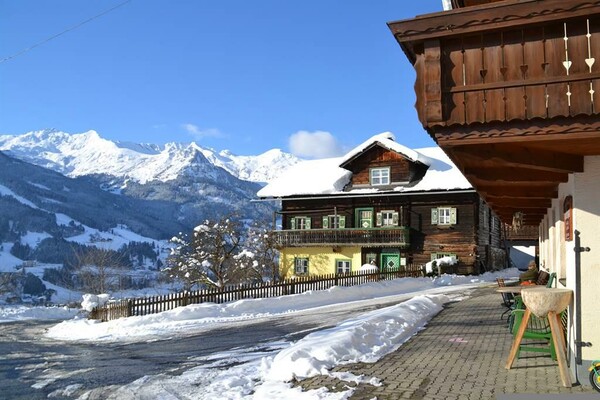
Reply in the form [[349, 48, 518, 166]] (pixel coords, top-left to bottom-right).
[[574, 229, 591, 369], [574, 229, 583, 367]]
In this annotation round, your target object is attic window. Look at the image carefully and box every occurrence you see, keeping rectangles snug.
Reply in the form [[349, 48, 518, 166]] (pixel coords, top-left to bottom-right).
[[370, 167, 390, 186]]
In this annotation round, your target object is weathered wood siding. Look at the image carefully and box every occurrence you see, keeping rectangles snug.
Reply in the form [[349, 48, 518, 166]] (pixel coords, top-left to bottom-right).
[[279, 191, 505, 275], [475, 197, 504, 271], [345, 146, 412, 186], [408, 192, 479, 274]]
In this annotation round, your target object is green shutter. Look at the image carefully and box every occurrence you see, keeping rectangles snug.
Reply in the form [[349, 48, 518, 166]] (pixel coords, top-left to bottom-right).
[[291, 217, 296, 230], [450, 208, 457, 224], [376, 212, 382, 226], [322, 216, 329, 229], [392, 212, 399, 226], [339, 215, 346, 228], [431, 208, 439, 225], [305, 217, 311, 229]]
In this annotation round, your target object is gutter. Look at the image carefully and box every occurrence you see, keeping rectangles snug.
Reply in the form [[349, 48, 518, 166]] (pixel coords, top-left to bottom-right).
[[253, 189, 476, 202]]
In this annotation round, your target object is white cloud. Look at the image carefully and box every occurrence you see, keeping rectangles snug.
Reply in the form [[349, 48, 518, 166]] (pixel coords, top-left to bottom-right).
[[181, 123, 224, 140], [288, 130, 345, 159]]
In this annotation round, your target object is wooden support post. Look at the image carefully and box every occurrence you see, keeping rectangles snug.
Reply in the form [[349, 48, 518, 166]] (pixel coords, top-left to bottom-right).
[[506, 308, 531, 369], [548, 310, 572, 387]]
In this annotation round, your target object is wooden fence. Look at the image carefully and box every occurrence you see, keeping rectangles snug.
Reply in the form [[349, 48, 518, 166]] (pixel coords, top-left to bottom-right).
[[89, 265, 423, 322]]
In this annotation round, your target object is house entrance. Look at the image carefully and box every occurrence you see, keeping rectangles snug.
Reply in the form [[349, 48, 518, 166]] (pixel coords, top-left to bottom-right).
[[381, 253, 400, 271]]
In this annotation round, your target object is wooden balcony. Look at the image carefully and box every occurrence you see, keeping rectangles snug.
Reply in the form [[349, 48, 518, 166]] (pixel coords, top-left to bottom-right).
[[273, 227, 410, 248], [388, 0, 600, 227], [503, 224, 539, 242]]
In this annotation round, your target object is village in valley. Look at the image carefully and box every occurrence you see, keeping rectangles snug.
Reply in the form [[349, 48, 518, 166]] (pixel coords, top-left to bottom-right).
[[1, 0, 599, 399]]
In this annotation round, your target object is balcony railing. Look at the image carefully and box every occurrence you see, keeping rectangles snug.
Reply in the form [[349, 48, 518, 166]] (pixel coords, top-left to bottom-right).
[[503, 224, 539, 242], [274, 227, 410, 248]]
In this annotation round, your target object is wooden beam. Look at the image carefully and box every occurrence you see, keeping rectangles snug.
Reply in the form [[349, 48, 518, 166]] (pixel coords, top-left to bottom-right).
[[478, 185, 558, 199], [464, 167, 569, 184], [433, 115, 600, 147], [493, 207, 548, 216], [487, 197, 551, 209], [451, 145, 584, 173]]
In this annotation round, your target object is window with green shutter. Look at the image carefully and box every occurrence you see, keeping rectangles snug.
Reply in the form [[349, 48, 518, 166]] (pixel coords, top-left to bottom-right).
[[291, 217, 311, 230], [431, 207, 457, 226], [323, 215, 346, 229]]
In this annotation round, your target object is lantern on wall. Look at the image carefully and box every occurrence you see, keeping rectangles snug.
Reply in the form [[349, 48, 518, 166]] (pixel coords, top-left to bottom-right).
[[512, 211, 524, 232]]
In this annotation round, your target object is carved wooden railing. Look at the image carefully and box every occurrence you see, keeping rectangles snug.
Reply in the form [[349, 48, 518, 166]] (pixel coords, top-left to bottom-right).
[[273, 227, 410, 248], [389, 0, 600, 128]]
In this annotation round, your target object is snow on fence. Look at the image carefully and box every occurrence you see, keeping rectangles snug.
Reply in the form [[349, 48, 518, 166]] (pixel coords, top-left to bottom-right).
[[89, 265, 423, 322]]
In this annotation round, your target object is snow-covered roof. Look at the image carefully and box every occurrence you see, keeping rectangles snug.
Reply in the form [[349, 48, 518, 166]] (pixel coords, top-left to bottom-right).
[[339, 132, 432, 167], [257, 132, 472, 198]]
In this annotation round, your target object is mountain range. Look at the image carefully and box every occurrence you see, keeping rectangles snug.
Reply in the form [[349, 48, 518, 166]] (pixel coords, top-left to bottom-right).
[[0, 129, 300, 249], [0, 129, 300, 185]]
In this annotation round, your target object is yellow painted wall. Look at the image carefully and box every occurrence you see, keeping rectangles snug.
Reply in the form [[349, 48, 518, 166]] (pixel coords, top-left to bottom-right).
[[279, 247, 362, 278]]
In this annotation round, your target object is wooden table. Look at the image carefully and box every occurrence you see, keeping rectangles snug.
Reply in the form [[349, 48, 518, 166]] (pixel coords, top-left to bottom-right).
[[496, 286, 525, 294], [505, 287, 573, 388]]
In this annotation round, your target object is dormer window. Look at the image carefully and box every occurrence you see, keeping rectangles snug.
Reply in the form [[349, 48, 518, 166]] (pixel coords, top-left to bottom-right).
[[370, 167, 390, 186]]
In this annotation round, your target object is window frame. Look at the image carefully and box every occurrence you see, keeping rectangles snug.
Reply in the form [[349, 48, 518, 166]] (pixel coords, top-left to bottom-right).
[[294, 257, 309, 275], [370, 167, 391, 186], [335, 259, 351, 275], [323, 215, 346, 229], [431, 206, 457, 226], [438, 207, 452, 225], [291, 216, 311, 230]]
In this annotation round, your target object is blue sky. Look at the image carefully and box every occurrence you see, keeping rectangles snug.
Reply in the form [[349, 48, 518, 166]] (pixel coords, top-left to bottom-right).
[[0, 0, 443, 157]]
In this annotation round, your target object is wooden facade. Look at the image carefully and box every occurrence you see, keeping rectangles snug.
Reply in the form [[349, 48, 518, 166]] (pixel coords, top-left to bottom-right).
[[388, 0, 600, 226], [388, 0, 600, 382], [271, 145, 503, 275]]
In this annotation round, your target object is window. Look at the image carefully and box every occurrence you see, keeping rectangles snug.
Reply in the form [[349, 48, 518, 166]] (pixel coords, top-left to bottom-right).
[[365, 253, 377, 265], [431, 207, 457, 226], [291, 217, 311, 230], [322, 215, 346, 229], [294, 258, 309, 275], [431, 252, 456, 261], [376, 210, 399, 227], [356, 208, 374, 228], [439, 208, 451, 224], [336, 260, 351, 274], [370, 167, 390, 186]]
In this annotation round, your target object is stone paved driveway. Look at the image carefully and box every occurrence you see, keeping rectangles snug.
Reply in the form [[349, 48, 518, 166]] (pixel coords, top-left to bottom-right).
[[298, 286, 596, 399]]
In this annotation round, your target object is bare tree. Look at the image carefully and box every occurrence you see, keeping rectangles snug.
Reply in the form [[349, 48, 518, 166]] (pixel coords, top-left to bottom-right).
[[243, 221, 280, 282], [165, 216, 258, 290], [72, 247, 129, 294]]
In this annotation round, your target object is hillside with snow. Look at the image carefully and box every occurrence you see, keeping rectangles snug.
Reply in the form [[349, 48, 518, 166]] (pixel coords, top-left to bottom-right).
[[0, 129, 301, 185]]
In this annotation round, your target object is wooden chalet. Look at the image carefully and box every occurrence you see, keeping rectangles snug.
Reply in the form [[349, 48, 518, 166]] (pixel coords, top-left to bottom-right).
[[258, 133, 504, 277], [388, 0, 600, 386]]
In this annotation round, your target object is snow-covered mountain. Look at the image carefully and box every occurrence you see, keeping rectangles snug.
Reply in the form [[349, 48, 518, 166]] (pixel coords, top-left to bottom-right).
[[0, 129, 301, 185]]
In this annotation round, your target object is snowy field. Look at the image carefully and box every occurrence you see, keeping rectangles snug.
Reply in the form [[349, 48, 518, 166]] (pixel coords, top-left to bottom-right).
[[2, 269, 519, 399]]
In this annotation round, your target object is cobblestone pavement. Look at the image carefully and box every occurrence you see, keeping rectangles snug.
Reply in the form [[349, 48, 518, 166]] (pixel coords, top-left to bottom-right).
[[298, 286, 597, 399]]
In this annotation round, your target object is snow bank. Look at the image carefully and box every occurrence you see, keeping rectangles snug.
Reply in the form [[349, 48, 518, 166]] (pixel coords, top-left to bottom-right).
[[46, 269, 519, 342], [81, 293, 110, 312], [0, 305, 78, 323], [262, 294, 447, 382], [42, 268, 520, 399]]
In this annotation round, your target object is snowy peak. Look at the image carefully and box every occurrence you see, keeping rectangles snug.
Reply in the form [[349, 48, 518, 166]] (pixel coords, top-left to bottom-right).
[[0, 130, 302, 184]]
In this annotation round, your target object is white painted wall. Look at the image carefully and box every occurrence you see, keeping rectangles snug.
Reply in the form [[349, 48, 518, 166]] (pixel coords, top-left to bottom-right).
[[541, 156, 600, 384]]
